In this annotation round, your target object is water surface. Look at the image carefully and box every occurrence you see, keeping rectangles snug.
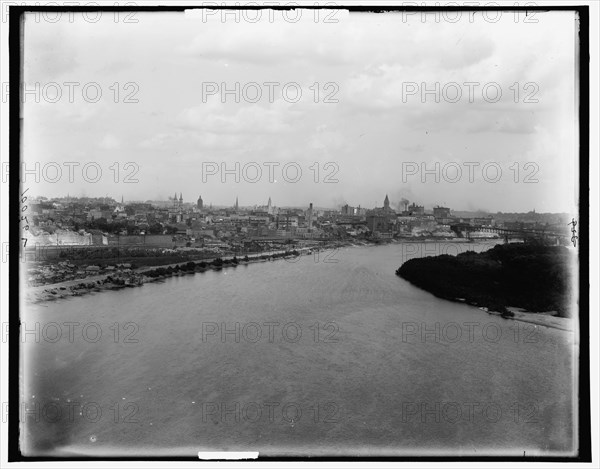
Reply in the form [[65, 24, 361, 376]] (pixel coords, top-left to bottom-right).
[[21, 242, 577, 457]]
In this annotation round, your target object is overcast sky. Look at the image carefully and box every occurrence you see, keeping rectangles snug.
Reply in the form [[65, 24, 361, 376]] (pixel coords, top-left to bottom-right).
[[22, 8, 579, 213]]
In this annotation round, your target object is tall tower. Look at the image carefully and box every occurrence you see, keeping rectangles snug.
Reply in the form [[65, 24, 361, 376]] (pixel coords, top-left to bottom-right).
[[173, 192, 178, 208], [235, 196, 239, 211], [307, 202, 313, 232], [384, 194, 390, 211], [197, 195, 203, 210], [267, 196, 273, 214]]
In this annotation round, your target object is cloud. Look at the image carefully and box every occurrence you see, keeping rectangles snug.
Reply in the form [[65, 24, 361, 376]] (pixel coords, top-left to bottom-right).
[[308, 125, 345, 153], [99, 133, 121, 150], [20, 10, 578, 212], [175, 100, 299, 135], [138, 129, 245, 152]]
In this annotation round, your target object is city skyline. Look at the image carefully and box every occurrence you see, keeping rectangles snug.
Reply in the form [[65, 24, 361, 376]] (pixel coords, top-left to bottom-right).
[[23, 191, 568, 214]]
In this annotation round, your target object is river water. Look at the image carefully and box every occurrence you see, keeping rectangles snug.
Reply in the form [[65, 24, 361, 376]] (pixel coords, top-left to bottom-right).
[[20, 242, 578, 457]]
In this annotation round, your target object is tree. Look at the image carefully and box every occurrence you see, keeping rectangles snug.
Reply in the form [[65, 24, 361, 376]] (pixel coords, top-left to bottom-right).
[[90, 217, 109, 231], [148, 223, 163, 235]]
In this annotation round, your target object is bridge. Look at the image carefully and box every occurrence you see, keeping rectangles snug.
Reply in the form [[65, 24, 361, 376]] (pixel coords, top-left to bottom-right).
[[449, 223, 570, 244]]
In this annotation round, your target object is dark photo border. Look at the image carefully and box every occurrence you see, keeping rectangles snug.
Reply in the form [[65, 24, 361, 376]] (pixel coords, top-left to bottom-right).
[[7, 3, 591, 462]]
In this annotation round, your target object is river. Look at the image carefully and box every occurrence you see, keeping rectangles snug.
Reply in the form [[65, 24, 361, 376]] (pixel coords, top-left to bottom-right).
[[20, 241, 578, 457]]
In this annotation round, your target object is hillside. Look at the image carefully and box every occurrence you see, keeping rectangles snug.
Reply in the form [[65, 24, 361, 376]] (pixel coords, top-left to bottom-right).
[[396, 243, 576, 318]]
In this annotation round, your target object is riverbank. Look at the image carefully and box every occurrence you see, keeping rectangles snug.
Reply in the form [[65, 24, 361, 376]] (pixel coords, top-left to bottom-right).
[[504, 307, 574, 332], [396, 243, 575, 319], [24, 247, 332, 304], [24, 237, 506, 305]]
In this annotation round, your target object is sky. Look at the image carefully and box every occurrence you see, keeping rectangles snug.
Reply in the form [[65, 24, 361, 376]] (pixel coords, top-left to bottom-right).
[[20, 8, 579, 213]]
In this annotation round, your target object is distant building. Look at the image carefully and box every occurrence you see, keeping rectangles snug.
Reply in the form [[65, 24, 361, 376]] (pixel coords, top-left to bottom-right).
[[341, 204, 355, 215], [375, 194, 396, 215], [173, 192, 183, 209], [407, 203, 425, 216], [341, 204, 364, 216], [366, 214, 392, 233], [433, 206, 451, 219], [197, 195, 203, 210], [367, 194, 396, 234], [88, 209, 113, 221], [473, 216, 495, 227]]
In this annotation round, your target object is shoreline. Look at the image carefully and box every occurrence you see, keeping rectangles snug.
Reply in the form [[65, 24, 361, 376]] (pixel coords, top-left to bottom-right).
[[26, 239, 569, 332], [24, 240, 575, 333], [499, 308, 574, 332], [24, 237, 489, 305], [24, 246, 336, 305], [470, 304, 573, 332]]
